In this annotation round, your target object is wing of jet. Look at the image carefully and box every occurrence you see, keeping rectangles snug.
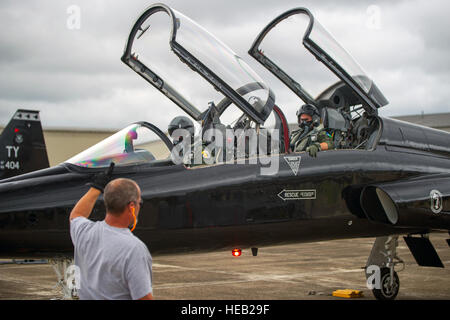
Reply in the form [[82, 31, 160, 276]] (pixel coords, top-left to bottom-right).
[[0, 109, 49, 180]]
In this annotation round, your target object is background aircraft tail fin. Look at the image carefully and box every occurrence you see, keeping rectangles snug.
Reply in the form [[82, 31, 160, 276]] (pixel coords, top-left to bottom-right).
[[0, 109, 49, 180]]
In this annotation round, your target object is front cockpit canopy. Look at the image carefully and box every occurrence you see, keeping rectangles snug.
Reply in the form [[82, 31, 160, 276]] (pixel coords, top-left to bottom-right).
[[249, 8, 388, 114], [122, 4, 275, 126]]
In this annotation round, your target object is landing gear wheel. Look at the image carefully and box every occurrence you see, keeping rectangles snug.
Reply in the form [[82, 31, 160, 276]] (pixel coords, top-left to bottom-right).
[[372, 267, 399, 300]]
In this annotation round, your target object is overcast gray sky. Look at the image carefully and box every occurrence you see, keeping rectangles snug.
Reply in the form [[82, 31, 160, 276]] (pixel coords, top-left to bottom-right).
[[0, 0, 449, 130]]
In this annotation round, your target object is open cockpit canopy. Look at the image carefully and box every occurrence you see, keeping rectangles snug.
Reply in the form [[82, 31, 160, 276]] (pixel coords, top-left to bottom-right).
[[249, 7, 388, 114], [121, 3, 275, 125]]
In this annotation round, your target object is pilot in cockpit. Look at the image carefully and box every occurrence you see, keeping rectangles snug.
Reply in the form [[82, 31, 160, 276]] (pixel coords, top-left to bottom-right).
[[168, 116, 196, 164], [289, 104, 334, 157], [168, 116, 195, 146]]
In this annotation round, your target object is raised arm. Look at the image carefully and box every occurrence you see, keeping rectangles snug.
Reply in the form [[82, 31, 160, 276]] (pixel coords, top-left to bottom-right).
[[69, 162, 115, 221], [69, 188, 102, 221]]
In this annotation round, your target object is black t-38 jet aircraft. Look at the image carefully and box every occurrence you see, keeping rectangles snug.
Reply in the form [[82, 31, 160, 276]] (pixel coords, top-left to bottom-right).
[[0, 5, 448, 300]]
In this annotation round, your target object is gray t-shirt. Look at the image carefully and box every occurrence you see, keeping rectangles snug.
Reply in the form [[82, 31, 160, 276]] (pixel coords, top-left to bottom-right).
[[70, 217, 152, 300]]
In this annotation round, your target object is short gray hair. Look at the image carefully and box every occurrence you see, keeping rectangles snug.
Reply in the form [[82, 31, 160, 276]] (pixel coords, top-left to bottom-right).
[[104, 178, 139, 215]]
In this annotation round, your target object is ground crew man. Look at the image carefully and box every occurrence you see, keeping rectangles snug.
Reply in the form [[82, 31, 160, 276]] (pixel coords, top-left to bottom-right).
[[69, 163, 153, 300], [290, 104, 334, 157]]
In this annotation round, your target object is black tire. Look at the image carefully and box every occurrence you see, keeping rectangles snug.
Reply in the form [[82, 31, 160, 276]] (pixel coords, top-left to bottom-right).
[[372, 267, 400, 300]]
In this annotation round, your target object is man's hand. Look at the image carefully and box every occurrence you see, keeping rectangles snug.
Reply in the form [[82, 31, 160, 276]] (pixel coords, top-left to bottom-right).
[[70, 163, 115, 221], [87, 162, 115, 193], [306, 144, 320, 157]]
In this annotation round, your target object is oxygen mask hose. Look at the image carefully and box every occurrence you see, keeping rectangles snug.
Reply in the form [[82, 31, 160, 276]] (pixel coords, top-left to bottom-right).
[[297, 125, 311, 141]]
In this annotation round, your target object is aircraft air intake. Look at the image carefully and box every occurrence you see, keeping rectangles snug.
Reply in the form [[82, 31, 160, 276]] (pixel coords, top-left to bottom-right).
[[360, 176, 450, 230]]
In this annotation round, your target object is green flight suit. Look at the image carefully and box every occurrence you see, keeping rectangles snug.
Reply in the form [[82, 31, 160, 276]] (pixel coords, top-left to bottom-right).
[[290, 124, 334, 156]]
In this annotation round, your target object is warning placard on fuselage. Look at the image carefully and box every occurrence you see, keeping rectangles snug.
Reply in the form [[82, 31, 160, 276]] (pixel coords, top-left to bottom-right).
[[278, 189, 316, 201]]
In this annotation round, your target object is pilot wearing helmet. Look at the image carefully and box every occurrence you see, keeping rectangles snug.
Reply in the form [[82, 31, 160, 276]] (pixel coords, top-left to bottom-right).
[[168, 116, 195, 146], [290, 104, 334, 157], [168, 116, 196, 164]]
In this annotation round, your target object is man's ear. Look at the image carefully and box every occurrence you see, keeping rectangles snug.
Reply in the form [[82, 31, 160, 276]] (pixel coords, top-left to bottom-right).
[[126, 202, 135, 214]]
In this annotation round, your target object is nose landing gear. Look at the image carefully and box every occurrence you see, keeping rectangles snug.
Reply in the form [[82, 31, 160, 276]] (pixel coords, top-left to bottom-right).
[[365, 236, 404, 300]]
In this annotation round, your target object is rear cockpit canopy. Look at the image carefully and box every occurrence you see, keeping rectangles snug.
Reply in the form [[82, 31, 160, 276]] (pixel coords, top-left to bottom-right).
[[121, 3, 275, 126]]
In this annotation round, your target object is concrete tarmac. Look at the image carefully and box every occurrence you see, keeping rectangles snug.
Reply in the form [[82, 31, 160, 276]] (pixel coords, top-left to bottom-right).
[[0, 233, 449, 300]]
